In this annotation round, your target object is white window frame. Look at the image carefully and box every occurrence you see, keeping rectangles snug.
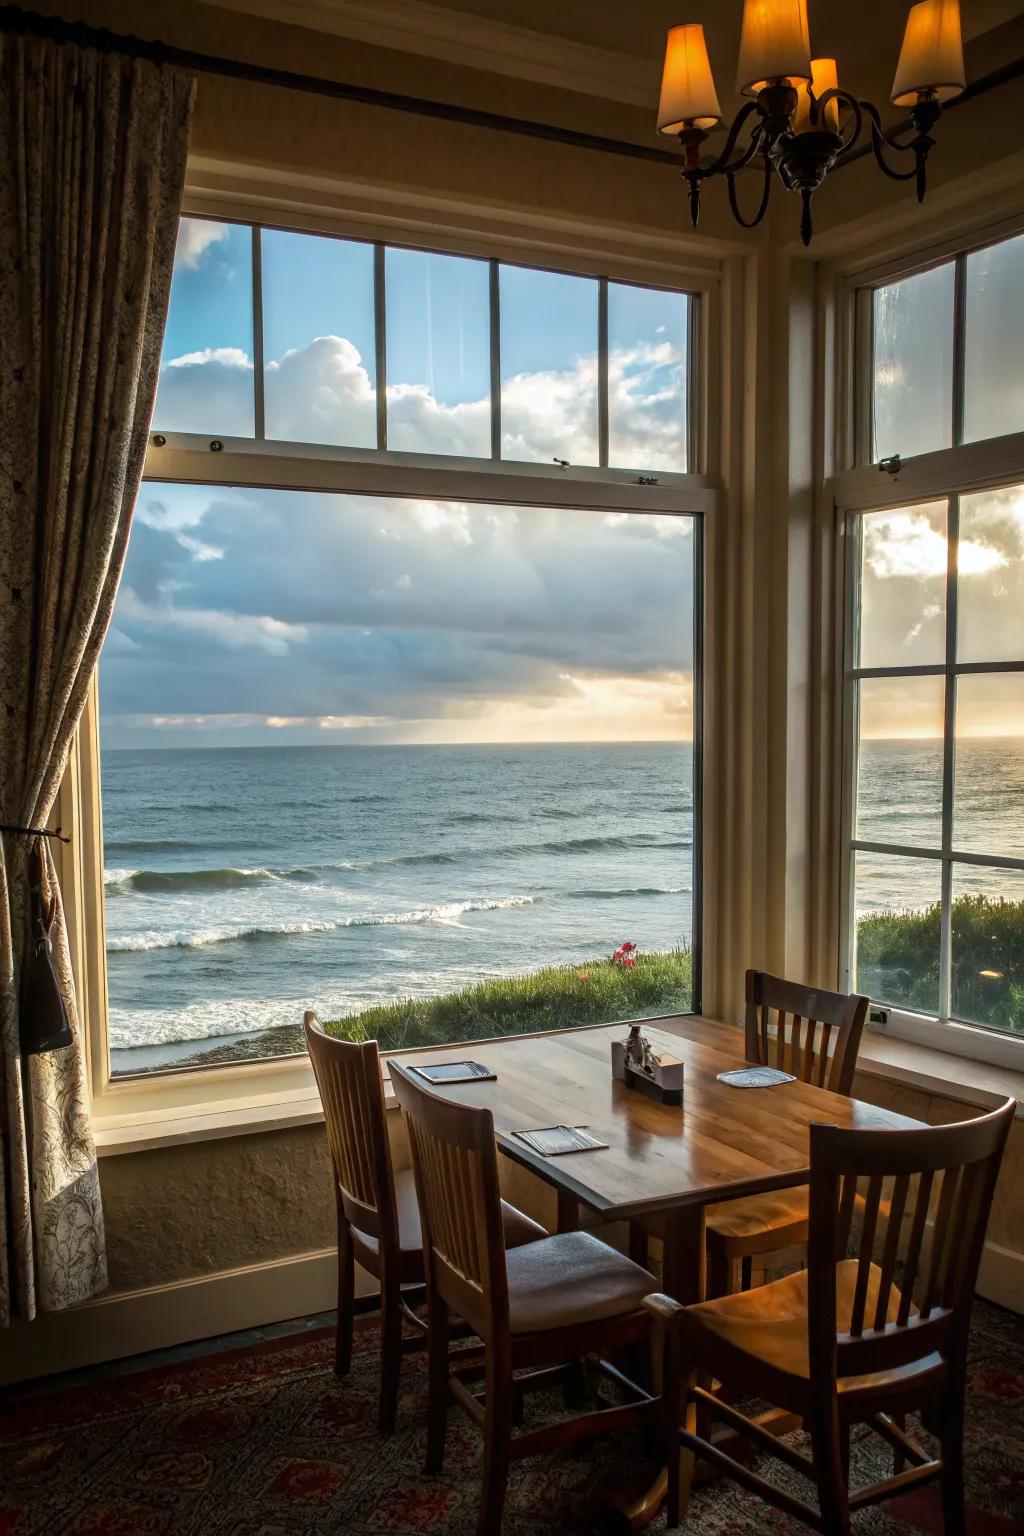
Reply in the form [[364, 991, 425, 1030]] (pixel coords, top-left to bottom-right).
[[73, 187, 718, 1125], [834, 214, 1024, 1073]]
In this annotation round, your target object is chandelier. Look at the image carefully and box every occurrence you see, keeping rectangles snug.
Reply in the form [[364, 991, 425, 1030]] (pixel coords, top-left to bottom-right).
[[657, 0, 966, 246]]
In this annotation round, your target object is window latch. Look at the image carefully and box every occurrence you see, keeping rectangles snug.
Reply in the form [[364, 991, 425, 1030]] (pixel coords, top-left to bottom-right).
[[869, 1006, 890, 1026], [877, 454, 902, 476]]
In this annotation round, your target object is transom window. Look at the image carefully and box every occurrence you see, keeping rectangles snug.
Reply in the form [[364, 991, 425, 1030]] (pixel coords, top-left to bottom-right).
[[842, 226, 1024, 1058], [154, 216, 696, 473]]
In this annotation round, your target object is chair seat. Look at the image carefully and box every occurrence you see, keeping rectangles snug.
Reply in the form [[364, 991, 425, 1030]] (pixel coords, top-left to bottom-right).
[[684, 1258, 939, 1393], [506, 1230, 655, 1335], [355, 1167, 546, 1263], [638, 1186, 810, 1249]]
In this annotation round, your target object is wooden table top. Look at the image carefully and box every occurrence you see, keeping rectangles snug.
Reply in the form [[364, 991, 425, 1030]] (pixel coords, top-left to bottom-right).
[[387, 1015, 927, 1221]]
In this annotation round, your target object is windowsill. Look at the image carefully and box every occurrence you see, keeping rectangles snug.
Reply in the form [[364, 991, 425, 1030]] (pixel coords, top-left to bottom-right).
[[91, 1016, 1024, 1158]]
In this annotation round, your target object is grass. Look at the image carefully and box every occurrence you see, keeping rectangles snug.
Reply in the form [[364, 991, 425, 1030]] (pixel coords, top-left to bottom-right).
[[857, 894, 1024, 1035], [175, 948, 694, 1068]]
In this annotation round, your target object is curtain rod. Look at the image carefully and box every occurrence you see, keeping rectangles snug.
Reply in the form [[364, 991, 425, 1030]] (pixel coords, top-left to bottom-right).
[[0, 6, 1020, 176], [0, 3, 682, 167]]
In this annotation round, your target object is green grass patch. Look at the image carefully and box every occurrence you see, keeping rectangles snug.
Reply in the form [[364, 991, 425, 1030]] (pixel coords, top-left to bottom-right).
[[322, 947, 693, 1051], [857, 894, 1024, 1035]]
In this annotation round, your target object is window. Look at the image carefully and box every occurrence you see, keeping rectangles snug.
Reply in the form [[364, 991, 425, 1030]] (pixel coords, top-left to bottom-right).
[[842, 227, 1024, 1058], [90, 214, 705, 1085], [153, 216, 695, 472]]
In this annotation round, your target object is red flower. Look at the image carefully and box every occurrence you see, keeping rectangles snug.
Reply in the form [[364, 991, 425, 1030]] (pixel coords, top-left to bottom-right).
[[612, 948, 624, 961], [621, 942, 636, 953], [623, 955, 636, 968]]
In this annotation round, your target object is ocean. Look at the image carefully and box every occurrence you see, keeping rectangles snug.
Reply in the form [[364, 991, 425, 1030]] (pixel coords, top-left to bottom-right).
[[101, 738, 1024, 1074], [102, 742, 695, 1073]]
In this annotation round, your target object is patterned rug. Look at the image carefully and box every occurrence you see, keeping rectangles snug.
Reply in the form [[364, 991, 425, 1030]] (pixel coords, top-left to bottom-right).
[[1, 1300, 1022, 1535]]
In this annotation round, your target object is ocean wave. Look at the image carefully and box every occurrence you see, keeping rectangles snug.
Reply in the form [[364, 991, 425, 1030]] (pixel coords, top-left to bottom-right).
[[105, 866, 320, 894], [568, 886, 687, 900], [106, 896, 536, 954], [105, 838, 209, 856]]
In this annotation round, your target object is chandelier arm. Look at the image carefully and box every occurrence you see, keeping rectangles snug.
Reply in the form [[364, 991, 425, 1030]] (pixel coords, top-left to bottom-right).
[[815, 88, 863, 154], [834, 99, 918, 180], [726, 152, 773, 229], [700, 99, 764, 177]]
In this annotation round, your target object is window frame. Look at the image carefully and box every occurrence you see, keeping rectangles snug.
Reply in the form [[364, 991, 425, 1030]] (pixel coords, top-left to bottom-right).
[[76, 197, 714, 1124], [835, 219, 1024, 1071]]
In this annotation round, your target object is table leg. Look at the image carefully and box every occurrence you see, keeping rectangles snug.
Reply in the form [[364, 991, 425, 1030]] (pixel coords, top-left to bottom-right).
[[619, 1205, 706, 1531], [556, 1188, 579, 1234]]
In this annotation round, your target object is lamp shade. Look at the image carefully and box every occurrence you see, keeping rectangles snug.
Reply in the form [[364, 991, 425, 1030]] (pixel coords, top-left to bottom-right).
[[793, 58, 840, 132], [736, 0, 812, 95], [658, 24, 722, 132], [891, 0, 965, 105]]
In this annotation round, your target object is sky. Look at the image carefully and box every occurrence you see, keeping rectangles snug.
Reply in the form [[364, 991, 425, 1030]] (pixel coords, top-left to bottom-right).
[[100, 219, 1024, 749]]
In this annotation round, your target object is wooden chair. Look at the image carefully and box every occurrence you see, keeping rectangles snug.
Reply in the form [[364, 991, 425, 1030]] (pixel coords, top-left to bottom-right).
[[647, 1096, 1015, 1534], [390, 1059, 660, 1536], [304, 1013, 545, 1434], [634, 970, 869, 1295]]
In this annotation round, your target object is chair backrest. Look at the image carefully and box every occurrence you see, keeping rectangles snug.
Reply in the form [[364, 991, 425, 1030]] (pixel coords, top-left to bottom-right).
[[389, 1061, 509, 1340], [807, 1098, 1015, 1386], [744, 969, 868, 1095], [304, 1013, 399, 1252]]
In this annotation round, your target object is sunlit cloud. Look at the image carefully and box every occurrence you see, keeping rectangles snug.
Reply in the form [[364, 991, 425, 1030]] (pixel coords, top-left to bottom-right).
[[865, 510, 1007, 579], [174, 220, 230, 269]]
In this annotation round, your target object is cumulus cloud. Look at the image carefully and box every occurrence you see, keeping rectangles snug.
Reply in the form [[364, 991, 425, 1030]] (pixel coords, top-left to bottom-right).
[[102, 483, 696, 746], [153, 333, 687, 470], [174, 220, 231, 269]]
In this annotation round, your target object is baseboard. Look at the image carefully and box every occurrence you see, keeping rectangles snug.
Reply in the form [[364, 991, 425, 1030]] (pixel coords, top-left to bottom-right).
[[977, 1239, 1024, 1313], [0, 1248, 376, 1388], [3, 1233, 1020, 1390]]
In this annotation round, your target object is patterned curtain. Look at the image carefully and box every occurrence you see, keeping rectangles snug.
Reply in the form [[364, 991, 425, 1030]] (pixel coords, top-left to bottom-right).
[[0, 30, 194, 1322]]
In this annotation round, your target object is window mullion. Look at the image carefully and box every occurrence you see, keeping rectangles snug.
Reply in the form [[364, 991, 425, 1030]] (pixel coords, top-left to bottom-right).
[[952, 253, 967, 450], [374, 244, 387, 453], [938, 493, 960, 1021], [598, 277, 609, 470], [490, 259, 501, 463], [251, 226, 266, 442]]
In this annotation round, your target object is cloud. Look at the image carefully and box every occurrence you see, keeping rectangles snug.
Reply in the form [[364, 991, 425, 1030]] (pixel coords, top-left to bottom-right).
[[174, 220, 231, 269], [153, 333, 687, 470], [100, 484, 696, 746]]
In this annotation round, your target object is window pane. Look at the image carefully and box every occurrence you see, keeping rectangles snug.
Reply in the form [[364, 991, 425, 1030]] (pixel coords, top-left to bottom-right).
[[153, 218, 254, 437], [954, 674, 1024, 854], [854, 851, 941, 1015], [957, 485, 1024, 664], [856, 678, 945, 848], [964, 233, 1024, 444], [857, 502, 948, 668], [871, 263, 954, 463], [385, 248, 490, 457], [500, 265, 598, 465], [951, 864, 1024, 1035], [608, 283, 688, 471], [262, 229, 376, 448], [100, 485, 696, 1076]]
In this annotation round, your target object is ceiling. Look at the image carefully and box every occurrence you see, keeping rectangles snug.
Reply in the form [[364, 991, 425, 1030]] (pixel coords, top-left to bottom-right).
[[209, 0, 1024, 116]]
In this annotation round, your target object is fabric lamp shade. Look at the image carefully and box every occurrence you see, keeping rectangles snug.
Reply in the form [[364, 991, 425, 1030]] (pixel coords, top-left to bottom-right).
[[658, 25, 722, 133], [736, 0, 812, 95], [793, 58, 841, 132], [891, 0, 965, 105]]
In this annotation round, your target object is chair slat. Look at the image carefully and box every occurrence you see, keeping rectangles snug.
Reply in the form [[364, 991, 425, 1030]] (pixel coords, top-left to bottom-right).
[[898, 1169, 933, 1324], [922, 1167, 961, 1317], [872, 1173, 910, 1331], [849, 1174, 883, 1336], [836, 1171, 858, 1259]]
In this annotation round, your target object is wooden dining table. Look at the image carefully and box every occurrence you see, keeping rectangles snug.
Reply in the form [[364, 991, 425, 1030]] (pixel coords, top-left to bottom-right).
[[387, 1013, 927, 1529]]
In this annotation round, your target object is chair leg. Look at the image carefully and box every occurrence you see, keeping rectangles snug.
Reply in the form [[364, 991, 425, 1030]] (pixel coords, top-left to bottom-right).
[[939, 1392, 967, 1536], [809, 1398, 852, 1536], [335, 1205, 355, 1377], [477, 1354, 514, 1536], [892, 1411, 907, 1476], [425, 1290, 449, 1473], [378, 1275, 403, 1437], [740, 1255, 753, 1292], [629, 1220, 649, 1270], [668, 1362, 699, 1529], [705, 1238, 732, 1300]]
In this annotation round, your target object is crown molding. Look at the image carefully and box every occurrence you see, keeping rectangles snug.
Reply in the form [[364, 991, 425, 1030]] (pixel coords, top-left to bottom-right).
[[207, 0, 658, 109]]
